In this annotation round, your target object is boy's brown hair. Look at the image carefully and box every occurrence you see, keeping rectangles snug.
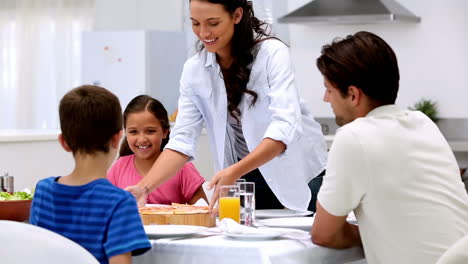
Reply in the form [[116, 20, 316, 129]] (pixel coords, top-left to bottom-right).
[[59, 85, 122, 154]]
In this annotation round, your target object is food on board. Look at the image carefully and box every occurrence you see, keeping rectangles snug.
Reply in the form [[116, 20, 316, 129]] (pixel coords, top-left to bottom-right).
[[139, 203, 215, 227], [139, 203, 210, 215]]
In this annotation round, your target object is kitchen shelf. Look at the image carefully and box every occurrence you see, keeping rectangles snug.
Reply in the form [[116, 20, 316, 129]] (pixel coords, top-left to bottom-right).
[[448, 141, 468, 152]]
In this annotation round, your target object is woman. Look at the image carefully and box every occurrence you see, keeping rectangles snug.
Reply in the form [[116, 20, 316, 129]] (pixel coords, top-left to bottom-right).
[[126, 0, 327, 212]]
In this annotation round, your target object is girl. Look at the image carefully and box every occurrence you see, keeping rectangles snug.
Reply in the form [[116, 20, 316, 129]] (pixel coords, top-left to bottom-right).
[[108, 95, 207, 205], [126, 0, 327, 212]]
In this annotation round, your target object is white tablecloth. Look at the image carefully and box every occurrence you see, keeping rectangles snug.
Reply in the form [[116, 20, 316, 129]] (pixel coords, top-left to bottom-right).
[[133, 233, 365, 264]]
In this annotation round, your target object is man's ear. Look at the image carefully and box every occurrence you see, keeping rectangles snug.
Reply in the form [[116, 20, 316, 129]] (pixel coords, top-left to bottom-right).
[[111, 130, 123, 149], [58, 134, 72, 152], [347, 85, 363, 107], [233, 7, 243, 24]]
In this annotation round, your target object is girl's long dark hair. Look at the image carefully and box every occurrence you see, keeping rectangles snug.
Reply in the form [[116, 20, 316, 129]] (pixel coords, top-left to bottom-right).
[[119, 95, 170, 157], [191, 0, 273, 121]]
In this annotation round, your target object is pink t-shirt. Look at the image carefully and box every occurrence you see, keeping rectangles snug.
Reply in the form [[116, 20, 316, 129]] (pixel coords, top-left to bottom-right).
[[107, 155, 205, 205]]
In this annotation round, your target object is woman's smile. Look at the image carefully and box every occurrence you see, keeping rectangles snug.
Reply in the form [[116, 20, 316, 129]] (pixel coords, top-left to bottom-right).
[[203, 38, 218, 46]]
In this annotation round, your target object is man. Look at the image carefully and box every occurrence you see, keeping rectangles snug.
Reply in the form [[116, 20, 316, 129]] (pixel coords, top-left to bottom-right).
[[311, 31, 468, 264]]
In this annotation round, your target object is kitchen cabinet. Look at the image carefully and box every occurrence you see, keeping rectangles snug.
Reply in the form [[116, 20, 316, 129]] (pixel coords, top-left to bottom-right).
[[324, 134, 468, 171]]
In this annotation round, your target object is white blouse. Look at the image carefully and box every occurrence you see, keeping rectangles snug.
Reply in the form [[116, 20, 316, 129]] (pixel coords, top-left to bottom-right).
[[166, 39, 327, 211]]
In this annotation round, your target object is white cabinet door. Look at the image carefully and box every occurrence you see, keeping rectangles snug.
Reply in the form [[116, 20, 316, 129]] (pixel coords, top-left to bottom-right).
[[82, 30, 147, 110]]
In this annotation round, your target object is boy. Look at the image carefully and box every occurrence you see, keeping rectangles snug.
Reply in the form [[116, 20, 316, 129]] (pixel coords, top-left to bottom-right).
[[30, 85, 151, 264]]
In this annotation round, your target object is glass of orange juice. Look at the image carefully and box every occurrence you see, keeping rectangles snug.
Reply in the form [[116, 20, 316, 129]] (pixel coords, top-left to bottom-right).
[[218, 185, 240, 223]]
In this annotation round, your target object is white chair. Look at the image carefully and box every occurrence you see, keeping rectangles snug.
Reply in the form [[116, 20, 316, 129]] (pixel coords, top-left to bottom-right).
[[437, 234, 468, 264], [0, 220, 99, 264]]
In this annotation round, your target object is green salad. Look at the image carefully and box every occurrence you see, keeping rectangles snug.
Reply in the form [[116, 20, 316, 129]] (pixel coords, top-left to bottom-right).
[[0, 191, 33, 201]]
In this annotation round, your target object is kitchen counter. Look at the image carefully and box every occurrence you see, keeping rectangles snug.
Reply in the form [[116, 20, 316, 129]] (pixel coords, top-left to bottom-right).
[[0, 129, 61, 143], [448, 140, 468, 152], [323, 134, 468, 152]]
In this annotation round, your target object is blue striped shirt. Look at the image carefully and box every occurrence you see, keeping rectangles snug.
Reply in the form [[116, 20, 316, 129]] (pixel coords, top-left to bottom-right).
[[30, 177, 151, 264]]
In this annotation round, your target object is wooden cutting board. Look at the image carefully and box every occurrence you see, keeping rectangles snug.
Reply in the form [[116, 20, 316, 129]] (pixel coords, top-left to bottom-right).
[[140, 213, 216, 227]]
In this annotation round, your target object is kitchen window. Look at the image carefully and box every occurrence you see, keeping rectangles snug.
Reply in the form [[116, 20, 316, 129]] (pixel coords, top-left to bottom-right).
[[0, 0, 94, 129]]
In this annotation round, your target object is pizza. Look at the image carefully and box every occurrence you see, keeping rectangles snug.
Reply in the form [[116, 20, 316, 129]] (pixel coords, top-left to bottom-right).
[[139, 203, 210, 215]]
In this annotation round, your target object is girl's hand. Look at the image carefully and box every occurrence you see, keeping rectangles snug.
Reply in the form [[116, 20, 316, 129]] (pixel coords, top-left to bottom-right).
[[125, 185, 148, 207], [207, 167, 238, 212]]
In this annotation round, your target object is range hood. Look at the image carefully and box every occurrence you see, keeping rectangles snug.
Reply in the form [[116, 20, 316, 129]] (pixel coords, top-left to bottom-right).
[[278, 0, 421, 24]]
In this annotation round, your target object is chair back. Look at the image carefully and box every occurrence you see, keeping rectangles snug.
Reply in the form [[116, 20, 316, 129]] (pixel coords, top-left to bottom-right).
[[437, 234, 468, 264], [0, 220, 99, 264]]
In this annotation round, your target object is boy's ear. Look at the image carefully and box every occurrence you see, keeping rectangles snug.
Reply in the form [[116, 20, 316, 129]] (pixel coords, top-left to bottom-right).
[[111, 130, 123, 149], [163, 129, 169, 139], [58, 134, 72, 152]]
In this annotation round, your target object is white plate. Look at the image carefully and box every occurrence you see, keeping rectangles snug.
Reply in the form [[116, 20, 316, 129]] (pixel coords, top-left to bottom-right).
[[223, 231, 282, 240], [258, 217, 314, 231], [255, 209, 313, 219], [144, 225, 207, 238]]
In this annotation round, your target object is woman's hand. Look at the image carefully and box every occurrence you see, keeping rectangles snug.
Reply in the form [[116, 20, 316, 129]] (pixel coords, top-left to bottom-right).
[[125, 185, 148, 207], [207, 167, 238, 211], [124, 149, 190, 208]]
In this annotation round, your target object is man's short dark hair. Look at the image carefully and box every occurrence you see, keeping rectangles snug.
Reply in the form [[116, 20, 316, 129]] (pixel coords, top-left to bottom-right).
[[59, 85, 122, 154], [316, 31, 400, 105]]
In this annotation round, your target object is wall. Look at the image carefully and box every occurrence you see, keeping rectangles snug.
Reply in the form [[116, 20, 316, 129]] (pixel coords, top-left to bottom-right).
[[4, 0, 467, 189], [0, 133, 74, 191], [285, 0, 468, 118], [93, 0, 184, 31], [92, 0, 468, 118], [0, 1, 217, 192], [0, 131, 214, 191]]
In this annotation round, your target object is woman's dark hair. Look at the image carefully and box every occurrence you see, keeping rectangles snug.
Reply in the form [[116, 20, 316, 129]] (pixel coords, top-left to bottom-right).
[[190, 0, 272, 121], [316, 31, 400, 105], [119, 95, 170, 157]]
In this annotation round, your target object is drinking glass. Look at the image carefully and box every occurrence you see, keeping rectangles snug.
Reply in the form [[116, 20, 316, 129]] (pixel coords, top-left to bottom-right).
[[236, 182, 255, 226], [218, 185, 240, 223]]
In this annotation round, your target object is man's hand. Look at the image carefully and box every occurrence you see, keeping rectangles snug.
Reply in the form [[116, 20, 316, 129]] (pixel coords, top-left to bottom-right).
[[125, 185, 148, 207], [311, 202, 361, 249]]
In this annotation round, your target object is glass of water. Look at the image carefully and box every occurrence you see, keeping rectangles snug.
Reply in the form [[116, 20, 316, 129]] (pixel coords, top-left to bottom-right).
[[236, 181, 255, 226]]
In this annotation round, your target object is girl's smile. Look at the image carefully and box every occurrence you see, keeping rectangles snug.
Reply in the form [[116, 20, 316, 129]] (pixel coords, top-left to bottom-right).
[[125, 110, 168, 161]]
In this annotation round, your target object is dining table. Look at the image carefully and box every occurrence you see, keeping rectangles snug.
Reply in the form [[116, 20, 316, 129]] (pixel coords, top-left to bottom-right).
[[132, 222, 366, 264]]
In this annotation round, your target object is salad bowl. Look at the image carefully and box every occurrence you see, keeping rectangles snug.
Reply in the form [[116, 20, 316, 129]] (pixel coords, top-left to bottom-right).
[[0, 192, 33, 222]]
